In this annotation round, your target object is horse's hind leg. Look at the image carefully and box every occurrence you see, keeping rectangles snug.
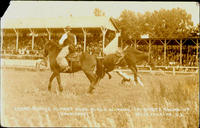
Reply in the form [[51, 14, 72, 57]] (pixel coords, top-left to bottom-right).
[[83, 71, 97, 93], [129, 65, 144, 86], [129, 65, 138, 83], [48, 72, 56, 91], [55, 73, 63, 92], [89, 77, 99, 93], [106, 72, 112, 79]]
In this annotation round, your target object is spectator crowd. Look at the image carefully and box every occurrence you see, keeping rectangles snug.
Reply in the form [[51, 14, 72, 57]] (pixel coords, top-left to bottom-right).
[[1, 33, 198, 66], [150, 45, 197, 66]]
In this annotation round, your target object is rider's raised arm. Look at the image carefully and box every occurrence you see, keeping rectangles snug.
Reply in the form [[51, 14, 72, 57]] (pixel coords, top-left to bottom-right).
[[59, 33, 68, 45]]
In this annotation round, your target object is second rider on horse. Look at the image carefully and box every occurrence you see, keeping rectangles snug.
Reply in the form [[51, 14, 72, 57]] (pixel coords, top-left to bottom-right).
[[56, 26, 77, 72]]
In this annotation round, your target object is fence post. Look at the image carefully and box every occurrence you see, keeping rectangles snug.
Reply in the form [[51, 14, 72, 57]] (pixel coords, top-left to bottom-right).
[[173, 66, 175, 76], [149, 66, 152, 73]]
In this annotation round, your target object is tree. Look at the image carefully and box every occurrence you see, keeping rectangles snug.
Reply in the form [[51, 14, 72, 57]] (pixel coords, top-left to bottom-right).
[[150, 8, 194, 38], [119, 9, 142, 40], [189, 24, 200, 37], [118, 8, 195, 40], [93, 8, 105, 16]]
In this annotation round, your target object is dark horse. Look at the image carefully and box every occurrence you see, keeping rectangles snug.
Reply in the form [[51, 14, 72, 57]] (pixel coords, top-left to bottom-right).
[[96, 46, 155, 84], [43, 40, 99, 93]]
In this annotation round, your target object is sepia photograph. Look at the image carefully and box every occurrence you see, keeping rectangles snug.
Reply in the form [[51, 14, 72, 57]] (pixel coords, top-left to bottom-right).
[[1, 1, 199, 127]]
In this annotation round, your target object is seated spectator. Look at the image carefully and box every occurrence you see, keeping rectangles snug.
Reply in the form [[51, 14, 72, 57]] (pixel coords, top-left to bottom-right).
[[26, 49, 30, 55]]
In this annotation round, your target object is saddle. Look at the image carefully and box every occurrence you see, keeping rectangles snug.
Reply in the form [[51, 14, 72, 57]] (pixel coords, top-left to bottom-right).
[[66, 52, 80, 62], [59, 52, 80, 72]]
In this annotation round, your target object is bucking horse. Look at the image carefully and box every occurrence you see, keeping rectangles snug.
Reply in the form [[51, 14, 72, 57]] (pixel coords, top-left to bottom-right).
[[43, 39, 100, 93], [96, 46, 155, 86]]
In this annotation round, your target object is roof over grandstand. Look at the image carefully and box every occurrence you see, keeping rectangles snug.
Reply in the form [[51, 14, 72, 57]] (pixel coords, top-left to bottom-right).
[[2, 16, 119, 32]]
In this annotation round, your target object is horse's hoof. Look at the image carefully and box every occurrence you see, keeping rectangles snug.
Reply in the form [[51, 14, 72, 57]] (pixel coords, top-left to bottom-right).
[[48, 86, 51, 91], [87, 91, 93, 94], [88, 87, 94, 94], [88, 89, 93, 93], [109, 76, 112, 79]]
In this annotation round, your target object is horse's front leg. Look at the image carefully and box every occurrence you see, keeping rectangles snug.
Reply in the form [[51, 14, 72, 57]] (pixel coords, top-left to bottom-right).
[[89, 75, 99, 93], [48, 72, 56, 91], [56, 73, 63, 92]]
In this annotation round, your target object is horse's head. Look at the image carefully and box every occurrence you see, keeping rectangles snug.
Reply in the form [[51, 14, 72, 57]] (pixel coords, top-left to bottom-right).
[[43, 39, 58, 57], [43, 40, 50, 57], [43, 45, 48, 57]]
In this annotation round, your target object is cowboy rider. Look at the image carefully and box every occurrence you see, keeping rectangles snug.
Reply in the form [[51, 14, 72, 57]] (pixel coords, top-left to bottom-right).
[[115, 42, 130, 66], [56, 26, 76, 72]]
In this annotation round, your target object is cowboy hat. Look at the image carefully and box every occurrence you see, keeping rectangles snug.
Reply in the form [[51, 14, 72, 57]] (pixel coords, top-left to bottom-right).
[[64, 26, 72, 31]]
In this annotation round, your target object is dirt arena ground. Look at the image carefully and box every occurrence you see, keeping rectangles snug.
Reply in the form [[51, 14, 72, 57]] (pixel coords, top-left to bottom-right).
[[1, 69, 199, 127]]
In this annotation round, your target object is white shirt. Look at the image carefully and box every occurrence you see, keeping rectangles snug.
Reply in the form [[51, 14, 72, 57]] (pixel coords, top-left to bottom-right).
[[59, 33, 68, 45], [74, 35, 77, 45], [59, 32, 77, 46]]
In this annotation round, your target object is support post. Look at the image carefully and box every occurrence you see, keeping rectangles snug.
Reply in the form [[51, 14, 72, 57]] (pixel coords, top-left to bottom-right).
[[190, 38, 199, 66], [1, 28, 3, 51], [82, 28, 87, 52], [134, 39, 137, 49], [16, 33, 19, 50], [29, 28, 35, 50], [46, 28, 51, 40], [13, 28, 19, 50], [164, 39, 167, 64], [196, 39, 199, 66], [160, 39, 171, 66], [180, 39, 182, 65], [101, 27, 107, 56], [148, 40, 151, 63], [32, 34, 35, 50]]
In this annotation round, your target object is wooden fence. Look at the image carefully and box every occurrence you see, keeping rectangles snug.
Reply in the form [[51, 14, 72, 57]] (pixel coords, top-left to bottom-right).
[[1, 58, 198, 75], [117, 65, 199, 75]]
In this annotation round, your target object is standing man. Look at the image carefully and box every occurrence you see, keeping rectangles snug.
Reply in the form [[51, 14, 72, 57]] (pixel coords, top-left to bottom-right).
[[56, 26, 76, 72]]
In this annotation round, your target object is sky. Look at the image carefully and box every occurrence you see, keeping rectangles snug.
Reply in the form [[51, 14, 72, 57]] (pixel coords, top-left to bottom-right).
[[2, 1, 199, 26]]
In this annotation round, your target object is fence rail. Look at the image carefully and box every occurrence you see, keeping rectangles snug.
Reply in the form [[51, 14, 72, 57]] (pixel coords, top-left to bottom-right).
[[116, 65, 199, 75], [1, 58, 199, 75]]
